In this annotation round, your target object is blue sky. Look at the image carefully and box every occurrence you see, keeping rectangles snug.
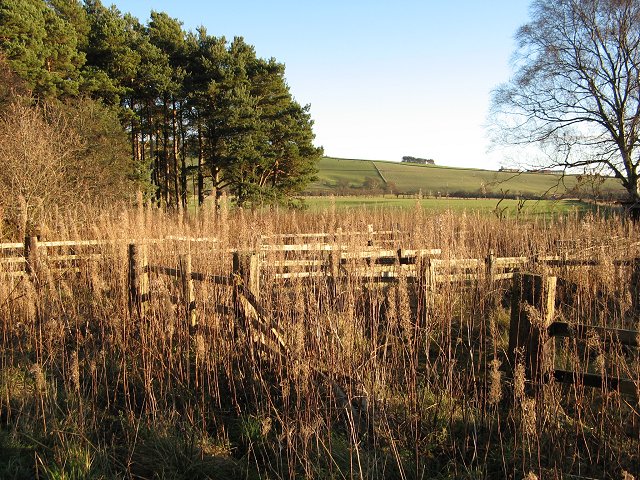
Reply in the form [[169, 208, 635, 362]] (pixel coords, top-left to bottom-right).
[[109, 1, 532, 170]]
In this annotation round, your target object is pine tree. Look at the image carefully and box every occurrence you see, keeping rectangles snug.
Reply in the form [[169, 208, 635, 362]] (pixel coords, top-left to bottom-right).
[[0, 0, 83, 98], [148, 11, 186, 208], [83, 0, 139, 103], [222, 43, 322, 206]]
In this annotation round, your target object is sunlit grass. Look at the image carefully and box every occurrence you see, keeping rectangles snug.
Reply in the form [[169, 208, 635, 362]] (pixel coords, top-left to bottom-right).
[[0, 205, 637, 478]]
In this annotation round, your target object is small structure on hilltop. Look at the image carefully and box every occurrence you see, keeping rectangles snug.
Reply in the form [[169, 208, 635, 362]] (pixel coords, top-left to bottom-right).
[[402, 156, 435, 165]]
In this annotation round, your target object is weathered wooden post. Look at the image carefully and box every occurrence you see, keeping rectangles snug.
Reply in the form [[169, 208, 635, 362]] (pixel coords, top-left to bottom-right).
[[485, 249, 495, 283], [326, 228, 343, 294], [485, 249, 497, 309], [233, 251, 261, 323], [128, 242, 149, 317], [24, 235, 40, 279], [631, 257, 640, 313], [424, 257, 436, 292], [233, 251, 260, 300], [333, 227, 343, 247], [179, 252, 197, 333], [326, 249, 340, 284], [24, 235, 43, 327], [423, 256, 436, 311], [233, 250, 287, 354], [508, 273, 557, 385]]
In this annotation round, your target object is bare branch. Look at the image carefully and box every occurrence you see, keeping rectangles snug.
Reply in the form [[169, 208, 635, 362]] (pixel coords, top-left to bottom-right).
[[490, 0, 640, 201]]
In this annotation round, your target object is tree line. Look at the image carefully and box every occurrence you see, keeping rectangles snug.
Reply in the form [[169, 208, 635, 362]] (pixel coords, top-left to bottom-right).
[[0, 0, 322, 214]]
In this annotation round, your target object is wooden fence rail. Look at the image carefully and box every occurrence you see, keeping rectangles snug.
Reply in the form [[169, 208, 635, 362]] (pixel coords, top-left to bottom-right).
[[509, 272, 639, 398], [2, 233, 639, 402], [259, 224, 399, 246], [3, 235, 638, 292], [127, 246, 640, 400]]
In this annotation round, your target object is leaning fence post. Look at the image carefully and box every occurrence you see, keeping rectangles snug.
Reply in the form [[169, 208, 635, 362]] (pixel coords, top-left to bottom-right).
[[233, 251, 263, 348], [128, 242, 149, 317], [179, 252, 197, 333], [233, 251, 261, 325], [508, 273, 557, 386]]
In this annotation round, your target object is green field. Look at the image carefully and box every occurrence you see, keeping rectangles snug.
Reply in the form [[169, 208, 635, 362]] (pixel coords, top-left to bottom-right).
[[308, 156, 625, 199], [302, 196, 605, 216]]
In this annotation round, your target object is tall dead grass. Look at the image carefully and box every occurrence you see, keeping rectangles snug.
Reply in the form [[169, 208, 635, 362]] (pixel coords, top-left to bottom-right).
[[0, 205, 638, 478]]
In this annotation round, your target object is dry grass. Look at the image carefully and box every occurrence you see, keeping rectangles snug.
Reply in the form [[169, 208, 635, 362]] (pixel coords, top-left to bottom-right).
[[0, 204, 639, 479]]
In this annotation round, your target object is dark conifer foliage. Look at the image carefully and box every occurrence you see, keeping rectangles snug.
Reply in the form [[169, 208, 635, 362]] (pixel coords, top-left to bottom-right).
[[0, 0, 322, 207]]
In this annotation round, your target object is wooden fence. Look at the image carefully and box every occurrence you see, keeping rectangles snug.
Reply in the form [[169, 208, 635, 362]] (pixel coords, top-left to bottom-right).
[[137, 245, 640, 399], [510, 272, 639, 398], [2, 231, 639, 399]]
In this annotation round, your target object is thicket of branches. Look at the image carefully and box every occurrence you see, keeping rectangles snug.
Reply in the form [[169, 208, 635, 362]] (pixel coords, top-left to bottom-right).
[[0, 56, 136, 238]]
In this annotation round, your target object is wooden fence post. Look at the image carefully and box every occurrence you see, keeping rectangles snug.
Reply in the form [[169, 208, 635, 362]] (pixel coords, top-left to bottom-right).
[[423, 256, 436, 307], [426, 257, 436, 289], [508, 273, 557, 385], [485, 249, 495, 282], [234, 250, 287, 353], [233, 251, 261, 329], [367, 224, 374, 246], [128, 243, 149, 317], [24, 235, 40, 279], [327, 229, 342, 293], [179, 253, 197, 333], [233, 251, 260, 301], [631, 257, 640, 313], [485, 249, 497, 309], [326, 250, 340, 280]]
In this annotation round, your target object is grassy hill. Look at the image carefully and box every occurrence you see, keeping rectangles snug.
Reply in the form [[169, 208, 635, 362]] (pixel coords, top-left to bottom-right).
[[307, 157, 625, 199]]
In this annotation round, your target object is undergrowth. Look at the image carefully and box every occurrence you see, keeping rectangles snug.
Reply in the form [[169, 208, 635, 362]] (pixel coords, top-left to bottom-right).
[[0, 205, 638, 479]]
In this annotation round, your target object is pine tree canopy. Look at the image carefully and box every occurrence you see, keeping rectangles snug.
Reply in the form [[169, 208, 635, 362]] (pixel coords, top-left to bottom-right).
[[0, 0, 323, 209]]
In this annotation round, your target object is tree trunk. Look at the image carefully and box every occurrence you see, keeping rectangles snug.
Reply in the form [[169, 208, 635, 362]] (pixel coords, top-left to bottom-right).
[[172, 98, 180, 210], [162, 98, 169, 208], [213, 167, 221, 210], [197, 117, 204, 206], [140, 126, 145, 177], [148, 102, 161, 207], [130, 116, 137, 165], [179, 105, 188, 209]]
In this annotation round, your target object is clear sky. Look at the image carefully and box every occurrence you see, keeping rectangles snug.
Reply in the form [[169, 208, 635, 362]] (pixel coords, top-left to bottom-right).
[[109, 1, 532, 170]]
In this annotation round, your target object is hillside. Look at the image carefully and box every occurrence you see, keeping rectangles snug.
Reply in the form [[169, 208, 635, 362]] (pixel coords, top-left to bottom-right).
[[307, 157, 625, 199]]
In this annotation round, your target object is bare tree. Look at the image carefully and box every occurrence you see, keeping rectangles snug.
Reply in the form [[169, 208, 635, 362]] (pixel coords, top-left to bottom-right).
[[491, 0, 640, 202], [0, 98, 136, 236], [0, 101, 81, 232]]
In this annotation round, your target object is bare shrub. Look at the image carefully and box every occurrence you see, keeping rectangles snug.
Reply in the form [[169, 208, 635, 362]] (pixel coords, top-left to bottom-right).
[[0, 97, 136, 238], [0, 101, 80, 233]]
